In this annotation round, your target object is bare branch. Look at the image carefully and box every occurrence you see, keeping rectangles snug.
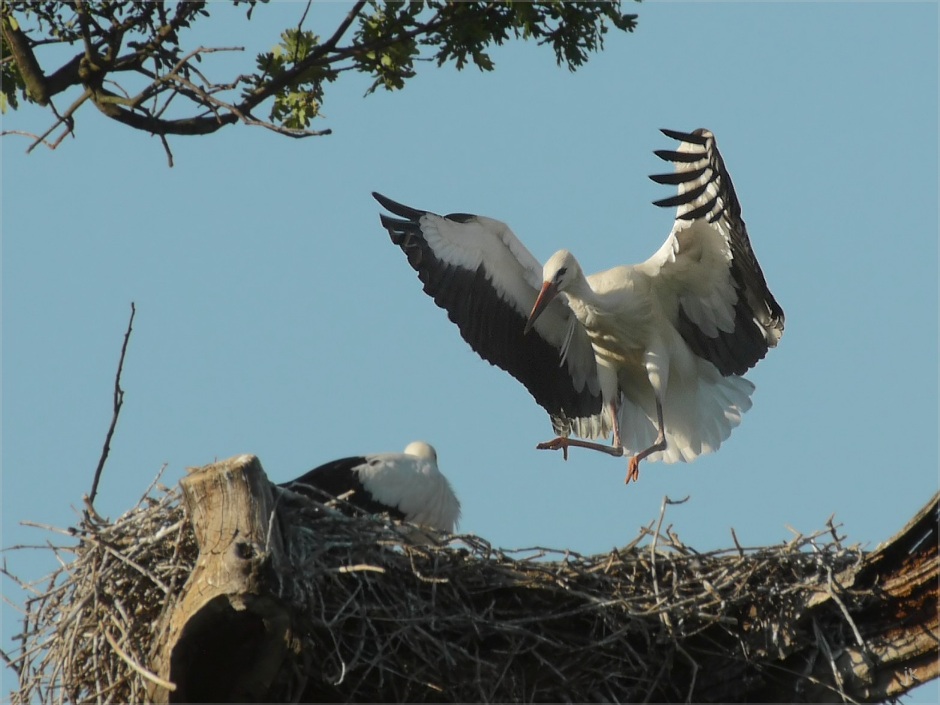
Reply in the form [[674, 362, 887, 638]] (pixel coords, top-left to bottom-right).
[[21, 89, 90, 154], [730, 526, 744, 557], [158, 133, 174, 168], [295, 0, 315, 58], [88, 302, 136, 508], [163, 67, 332, 138], [102, 628, 177, 692]]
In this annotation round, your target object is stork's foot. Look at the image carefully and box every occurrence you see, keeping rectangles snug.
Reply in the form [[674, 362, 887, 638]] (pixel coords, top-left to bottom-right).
[[624, 433, 666, 485], [625, 457, 641, 485], [536, 436, 570, 461]]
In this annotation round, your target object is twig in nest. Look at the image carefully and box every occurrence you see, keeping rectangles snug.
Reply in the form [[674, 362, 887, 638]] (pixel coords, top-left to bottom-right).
[[82, 497, 107, 525], [650, 494, 689, 619], [102, 627, 177, 692], [812, 615, 854, 703], [676, 644, 699, 704], [88, 302, 136, 508], [826, 514, 845, 547], [826, 566, 867, 650], [336, 564, 386, 574], [730, 526, 745, 557]]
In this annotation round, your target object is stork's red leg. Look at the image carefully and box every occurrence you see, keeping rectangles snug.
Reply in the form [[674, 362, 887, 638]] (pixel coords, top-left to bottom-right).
[[536, 436, 625, 458], [537, 402, 624, 460], [624, 399, 666, 484]]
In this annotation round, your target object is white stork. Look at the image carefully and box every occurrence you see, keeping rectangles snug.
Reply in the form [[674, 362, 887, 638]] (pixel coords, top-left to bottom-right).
[[278, 441, 460, 532], [374, 128, 784, 483]]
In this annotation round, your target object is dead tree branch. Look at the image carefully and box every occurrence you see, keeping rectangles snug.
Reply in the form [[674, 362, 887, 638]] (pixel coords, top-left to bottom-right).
[[87, 302, 135, 508]]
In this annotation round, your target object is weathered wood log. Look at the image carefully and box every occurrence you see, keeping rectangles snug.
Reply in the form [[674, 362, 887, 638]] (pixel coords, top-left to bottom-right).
[[715, 492, 939, 702], [148, 455, 300, 703], [805, 492, 938, 700]]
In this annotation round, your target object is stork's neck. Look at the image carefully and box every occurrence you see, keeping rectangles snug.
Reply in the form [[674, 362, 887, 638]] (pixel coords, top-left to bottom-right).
[[559, 274, 607, 329], [563, 271, 602, 309]]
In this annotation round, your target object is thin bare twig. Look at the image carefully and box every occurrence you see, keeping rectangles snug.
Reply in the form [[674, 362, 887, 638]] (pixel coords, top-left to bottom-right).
[[812, 616, 854, 703], [730, 526, 745, 557], [826, 566, 867, 649], [676, 643, 700, 704], [88, 302, 136, 507], [650, 494, 689, 616], [10, 89, 90, 154], [102, 628, 176, 692], [158, 133, 174, 167], [294, 0, 314, 62]]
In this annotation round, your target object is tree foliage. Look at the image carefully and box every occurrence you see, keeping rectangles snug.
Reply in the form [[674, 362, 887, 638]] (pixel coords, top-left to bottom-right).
[[0, 1, 638, 161]]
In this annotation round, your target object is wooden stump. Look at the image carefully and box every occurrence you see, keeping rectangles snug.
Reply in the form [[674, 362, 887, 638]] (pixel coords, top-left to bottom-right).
[[148, 455, 300, 703]]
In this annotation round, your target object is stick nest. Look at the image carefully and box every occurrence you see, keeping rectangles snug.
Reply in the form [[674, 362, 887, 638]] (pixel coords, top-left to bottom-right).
[[5, 475, 873, 704]]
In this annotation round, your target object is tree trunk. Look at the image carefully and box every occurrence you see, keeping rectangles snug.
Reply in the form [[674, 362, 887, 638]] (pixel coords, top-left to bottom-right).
[[148, 455, 299, 703]]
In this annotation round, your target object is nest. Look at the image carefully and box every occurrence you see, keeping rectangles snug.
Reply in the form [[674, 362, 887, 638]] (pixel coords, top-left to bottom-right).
[[4, 471, 882, 704], [3, 475, 195, 704]]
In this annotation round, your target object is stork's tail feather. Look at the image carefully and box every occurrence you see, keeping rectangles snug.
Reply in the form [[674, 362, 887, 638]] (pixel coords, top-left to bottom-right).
[[551, 407, 616, 442], [618, 362, 754, 465]]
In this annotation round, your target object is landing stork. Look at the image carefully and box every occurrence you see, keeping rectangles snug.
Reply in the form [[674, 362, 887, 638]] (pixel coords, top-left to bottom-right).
[[374, 129, 784, 483]]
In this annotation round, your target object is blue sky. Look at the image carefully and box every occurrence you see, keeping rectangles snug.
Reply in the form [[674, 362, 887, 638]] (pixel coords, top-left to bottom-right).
[[3, 2, 938, 698]]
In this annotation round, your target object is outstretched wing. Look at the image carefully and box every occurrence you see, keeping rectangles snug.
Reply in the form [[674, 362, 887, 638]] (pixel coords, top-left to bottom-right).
[[645, 128, 785, 376], [373, 192, 603, 430]]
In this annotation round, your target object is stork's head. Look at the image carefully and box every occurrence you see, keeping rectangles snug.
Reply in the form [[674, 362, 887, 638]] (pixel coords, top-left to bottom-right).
[[524, 250, 581, 334], [403, 440, 438, 464]]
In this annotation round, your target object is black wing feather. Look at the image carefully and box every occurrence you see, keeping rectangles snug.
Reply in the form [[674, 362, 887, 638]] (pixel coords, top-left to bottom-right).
[[280, 457, 408, 521], [373, 192, 602, 425], [651, 129, 785, 376], [648, 166, 708, 186], [659, 127, 711, 145], [654, 149, 704, 163], [652, 180, 711, 209]]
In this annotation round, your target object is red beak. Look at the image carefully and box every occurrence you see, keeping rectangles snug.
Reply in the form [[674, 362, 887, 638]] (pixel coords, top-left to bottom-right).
[[524, 281, 558, 334]]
